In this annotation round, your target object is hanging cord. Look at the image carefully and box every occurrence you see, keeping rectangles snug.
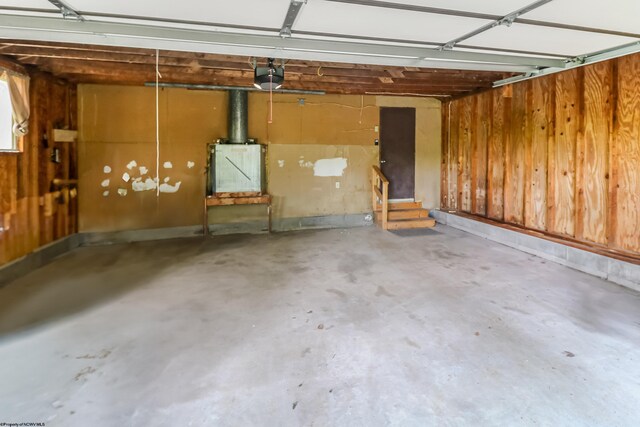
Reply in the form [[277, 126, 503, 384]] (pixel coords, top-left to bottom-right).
[[155, 49, 161, 196], [268, 70, 273, 124], [359, 95, 364, 124]]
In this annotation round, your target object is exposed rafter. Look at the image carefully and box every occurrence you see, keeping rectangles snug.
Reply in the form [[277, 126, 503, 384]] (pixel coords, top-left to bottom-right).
[[0, 39, 518, 97]]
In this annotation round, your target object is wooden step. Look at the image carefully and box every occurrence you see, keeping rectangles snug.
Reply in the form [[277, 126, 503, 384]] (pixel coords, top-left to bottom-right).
[[376, 201, 423, 211], [386, 218, 436, 230], [375, 208, 429, 221]]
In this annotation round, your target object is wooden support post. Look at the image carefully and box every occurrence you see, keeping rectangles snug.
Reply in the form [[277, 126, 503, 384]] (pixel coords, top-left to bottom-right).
[[203, 198, 208, 236], [371, 174, 377, 212], [382, 182, 389, 230]]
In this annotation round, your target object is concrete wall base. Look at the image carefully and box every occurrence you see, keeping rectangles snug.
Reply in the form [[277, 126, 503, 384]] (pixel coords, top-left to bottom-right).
[[83, 226, 203, 245], [0, 214, 374, 285], [0, 234, 84, 286], [207, 213, 373, 235], [431, 210, 640, 292]]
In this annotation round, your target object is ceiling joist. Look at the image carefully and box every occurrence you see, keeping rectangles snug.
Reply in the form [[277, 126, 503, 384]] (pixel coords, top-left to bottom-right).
[[0, 39, 515, 96]]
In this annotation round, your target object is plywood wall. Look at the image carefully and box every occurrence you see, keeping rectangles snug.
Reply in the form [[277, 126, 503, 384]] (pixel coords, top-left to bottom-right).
[[0, 71, 78, 266], [441, 52, 640, 257], [78, 86, 441, 232]]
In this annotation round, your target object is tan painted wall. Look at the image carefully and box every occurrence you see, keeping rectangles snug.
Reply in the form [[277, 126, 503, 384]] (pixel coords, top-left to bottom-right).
[[78, 85, 440, 232]]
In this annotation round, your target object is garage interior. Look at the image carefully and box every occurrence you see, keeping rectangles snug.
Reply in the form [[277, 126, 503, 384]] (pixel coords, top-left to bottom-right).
[[0, 0, 639, 425]]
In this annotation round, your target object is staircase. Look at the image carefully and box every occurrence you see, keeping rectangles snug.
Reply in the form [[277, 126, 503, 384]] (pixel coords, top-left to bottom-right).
[[371, 166, 436, 231], [374, 201, 435, 230]]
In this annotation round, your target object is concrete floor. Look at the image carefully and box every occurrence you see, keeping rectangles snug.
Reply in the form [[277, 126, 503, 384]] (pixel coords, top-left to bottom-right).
[[1, 225, 640, 426]]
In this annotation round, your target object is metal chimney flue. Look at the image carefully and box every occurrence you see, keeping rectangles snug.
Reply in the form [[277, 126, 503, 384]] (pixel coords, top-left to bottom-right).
[[228, 89, 248, 144], [207, 89, 265, 196]]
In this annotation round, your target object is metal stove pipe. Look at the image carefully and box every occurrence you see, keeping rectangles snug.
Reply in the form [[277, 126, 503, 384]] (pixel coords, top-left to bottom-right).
[[228, 89, 248, 144]]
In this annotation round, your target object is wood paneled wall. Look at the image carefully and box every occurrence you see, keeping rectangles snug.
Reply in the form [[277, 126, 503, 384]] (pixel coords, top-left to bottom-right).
[[441, 52, 640, 257], [0, 71, 77, 266]]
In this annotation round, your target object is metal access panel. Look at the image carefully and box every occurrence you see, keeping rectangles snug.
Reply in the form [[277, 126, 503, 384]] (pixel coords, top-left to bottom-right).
[[212, 144, 266, 194]]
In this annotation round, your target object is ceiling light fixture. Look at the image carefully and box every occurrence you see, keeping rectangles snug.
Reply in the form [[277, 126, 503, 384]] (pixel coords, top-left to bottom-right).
[[253, 58, 284, 90]]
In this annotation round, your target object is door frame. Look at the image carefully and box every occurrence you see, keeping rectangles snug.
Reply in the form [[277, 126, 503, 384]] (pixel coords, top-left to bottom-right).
[[379, 106, 416, 201]]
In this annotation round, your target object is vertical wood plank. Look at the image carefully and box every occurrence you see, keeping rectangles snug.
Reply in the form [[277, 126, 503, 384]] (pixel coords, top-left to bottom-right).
[[550, 68, 580, 237], [487, 88, 506, 220], [458, 97, 473, 212], [504, 83, 526, 225], [581, 61, 612, 245], [525, 77, 551, 231], [472, 91, 490, 215], [449, 101, 459, 210], [613, 54, 640, 252]]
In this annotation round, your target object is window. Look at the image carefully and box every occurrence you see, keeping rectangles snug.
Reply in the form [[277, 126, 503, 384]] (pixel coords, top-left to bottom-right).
[[0, 79, 15, 151]]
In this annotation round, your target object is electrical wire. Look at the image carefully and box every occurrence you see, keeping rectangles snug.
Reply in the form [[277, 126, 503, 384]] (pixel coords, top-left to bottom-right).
[[268, 71, 273, 124], [155, 49, 160, 196]]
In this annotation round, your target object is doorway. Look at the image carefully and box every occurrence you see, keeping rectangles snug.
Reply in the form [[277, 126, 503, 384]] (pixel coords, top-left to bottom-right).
[[379, 107, 416, 200]]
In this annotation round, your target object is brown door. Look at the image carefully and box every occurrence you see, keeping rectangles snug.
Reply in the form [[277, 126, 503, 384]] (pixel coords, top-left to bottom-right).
[[380, 107, 416, 199]]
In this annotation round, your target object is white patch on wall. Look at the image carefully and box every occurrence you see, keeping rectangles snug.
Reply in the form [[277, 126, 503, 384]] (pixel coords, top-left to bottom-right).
[[335, 181, 341, 189], [187, 161, 195, 169], [298, 160, 313, 168], [122, 172, 131, 182], [101, 179, 110, 187], [139, 166, 148, 175], [159, 181, 181, 193], [278, 160, 285, 168], [163, 161, 173, 169], [313, 158, 348, 177], [102, 190, 109, 197], [117, 188, 128, 196], [103, 165, 111, 173], [163, 177, 170, 183], [126, 160, 137, 170], [132, 177, 157, 192]]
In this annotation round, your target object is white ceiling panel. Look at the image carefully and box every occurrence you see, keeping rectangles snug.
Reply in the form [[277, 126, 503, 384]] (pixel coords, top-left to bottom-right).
[[0, 0, 54, 8], [464, 23, 638, 57], [523, 0, 640, 35], [0, 10, 59, 19], [454, 47, 566, 60], [295, 1, 491, 44], [84, 16, 276, 36], [356, 0, 536, 16], [68, 0, 290, 28]]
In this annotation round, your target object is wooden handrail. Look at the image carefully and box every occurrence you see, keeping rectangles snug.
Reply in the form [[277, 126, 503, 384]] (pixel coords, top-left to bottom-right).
[[372, 165, 389, 183], [371, 165, 389, 230]]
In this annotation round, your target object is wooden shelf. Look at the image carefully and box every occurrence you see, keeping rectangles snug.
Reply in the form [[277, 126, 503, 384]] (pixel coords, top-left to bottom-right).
[[53, 129, 78, 142], [206, 194, 271, 206]]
